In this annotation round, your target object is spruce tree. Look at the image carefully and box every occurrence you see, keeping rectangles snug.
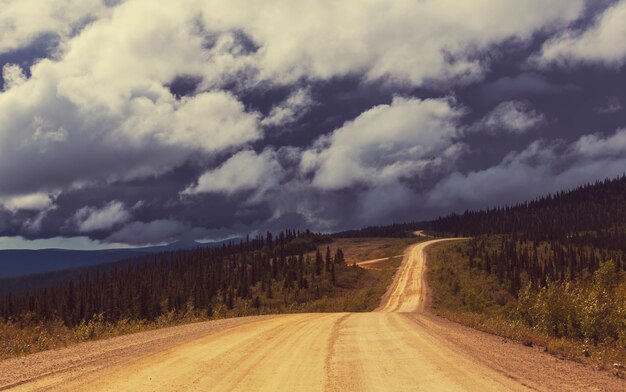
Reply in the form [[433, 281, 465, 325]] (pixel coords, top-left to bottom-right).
[[325, 247, 332, 272], [315, 249, 323, 275]]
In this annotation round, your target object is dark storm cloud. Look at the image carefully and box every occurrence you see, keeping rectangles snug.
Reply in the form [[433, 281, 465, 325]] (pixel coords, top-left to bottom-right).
[[2, 0, 626, 247], [426, 134, 626, 213], [6, 163, 277, 243], [107, 220, 193, 245], [480, 73, 570, 103]]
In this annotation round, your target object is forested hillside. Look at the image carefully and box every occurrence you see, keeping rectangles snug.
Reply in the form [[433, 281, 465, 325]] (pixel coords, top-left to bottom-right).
[[0, 230, 335, 326], [335, 176, 626, 240], [0, 230, 404, 358], [431, 175, 626, 240], [430, 176, 626, 288], [427, 176, 626, 364]]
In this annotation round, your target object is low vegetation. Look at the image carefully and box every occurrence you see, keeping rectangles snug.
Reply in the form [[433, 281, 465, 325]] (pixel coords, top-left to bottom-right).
[[428, 175, 626, 372], [428, 240, 626, 369], [0, 233, 403, 359], [310, 237, 415, 265]]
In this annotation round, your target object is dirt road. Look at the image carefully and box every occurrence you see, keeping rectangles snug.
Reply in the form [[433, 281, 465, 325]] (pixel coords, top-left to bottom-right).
[[3, 239, 623, 391]]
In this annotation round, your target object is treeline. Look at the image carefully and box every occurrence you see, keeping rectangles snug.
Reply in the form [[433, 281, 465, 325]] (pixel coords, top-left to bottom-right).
[[333, 222, 425, 238], [463, 234, 626, 297], [0, 230, 345, 327], [428, 176, 626, 351], [431, 175, 626, 241], [453, 233, 626, 344], [431, 176, 626, 293], [429, 242, 625, 356]]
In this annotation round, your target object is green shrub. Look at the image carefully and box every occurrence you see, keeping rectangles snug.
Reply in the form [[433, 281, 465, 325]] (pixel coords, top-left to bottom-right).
[[429, 241, 626, 365], [515, 261, 625, 345]]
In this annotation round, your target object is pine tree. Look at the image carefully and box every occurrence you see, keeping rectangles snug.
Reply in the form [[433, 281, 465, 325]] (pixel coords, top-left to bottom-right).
[[315, 249, 323, 276], [325, 247, 332, 272], [335, 248, 345, 264]]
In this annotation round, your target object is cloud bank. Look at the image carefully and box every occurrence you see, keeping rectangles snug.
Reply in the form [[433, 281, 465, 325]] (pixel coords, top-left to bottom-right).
[[1, 0, 625, 246]]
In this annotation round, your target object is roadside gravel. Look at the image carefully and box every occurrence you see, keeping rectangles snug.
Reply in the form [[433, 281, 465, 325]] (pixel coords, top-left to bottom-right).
[[0, 316, 272, 390]]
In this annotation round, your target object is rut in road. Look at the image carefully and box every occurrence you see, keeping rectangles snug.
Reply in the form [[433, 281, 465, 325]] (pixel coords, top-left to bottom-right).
[[4, 239, 543, 391]]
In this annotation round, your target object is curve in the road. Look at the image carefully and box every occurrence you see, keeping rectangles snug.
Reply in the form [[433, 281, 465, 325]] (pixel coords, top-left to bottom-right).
[[10, 238, 534, 392], [378, 238, 461, 313]]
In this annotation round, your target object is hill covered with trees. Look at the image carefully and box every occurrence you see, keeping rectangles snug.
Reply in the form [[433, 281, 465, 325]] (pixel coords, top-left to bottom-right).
[[0, 230, 404, 358], [1, 230, 333, 326], [431, 175, 626, 240], [427, 175, 626, 364], [431, 175, 626, 289]]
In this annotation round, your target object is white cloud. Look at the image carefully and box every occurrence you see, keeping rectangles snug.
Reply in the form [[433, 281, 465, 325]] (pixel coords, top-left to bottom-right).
[[72, 200, 130, 232], [199, 0, 584, 86], [0, 192, 58, 234], [471, 101, 546, 134], [0, 0, 110, 54], [1, 0, 586, 87], [0, 0, 603, 243], [572, 128, 626, 158], [261, 88, 314, 128], [0, 0, 586, 200], [0, 192, 53, 212], [0, 0, 261, 196], [117, 92, 260, 153], [184, 149, 283, 199], [535, 0, 626, 67], [301, 97, 464, 190], [2, 64, 27, 90]]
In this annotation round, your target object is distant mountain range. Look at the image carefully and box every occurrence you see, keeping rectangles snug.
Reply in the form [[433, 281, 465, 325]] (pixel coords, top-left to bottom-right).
[[0, 238, 239, 279]]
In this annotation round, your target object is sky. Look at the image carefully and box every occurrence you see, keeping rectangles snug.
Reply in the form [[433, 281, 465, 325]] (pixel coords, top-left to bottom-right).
[[0, 0, 625, 249]]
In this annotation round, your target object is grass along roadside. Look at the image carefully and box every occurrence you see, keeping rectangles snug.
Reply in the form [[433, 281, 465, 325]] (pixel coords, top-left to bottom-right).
[[307, 237, 417, 266], [1, 240, 407, 360], [426, 240, 626, 374]]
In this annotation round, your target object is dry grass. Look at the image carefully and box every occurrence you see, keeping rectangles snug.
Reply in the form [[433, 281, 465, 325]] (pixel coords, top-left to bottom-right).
[[0, 312, 206, 359], [309, 237, 416, 264], [298, 256, 403, 312]]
